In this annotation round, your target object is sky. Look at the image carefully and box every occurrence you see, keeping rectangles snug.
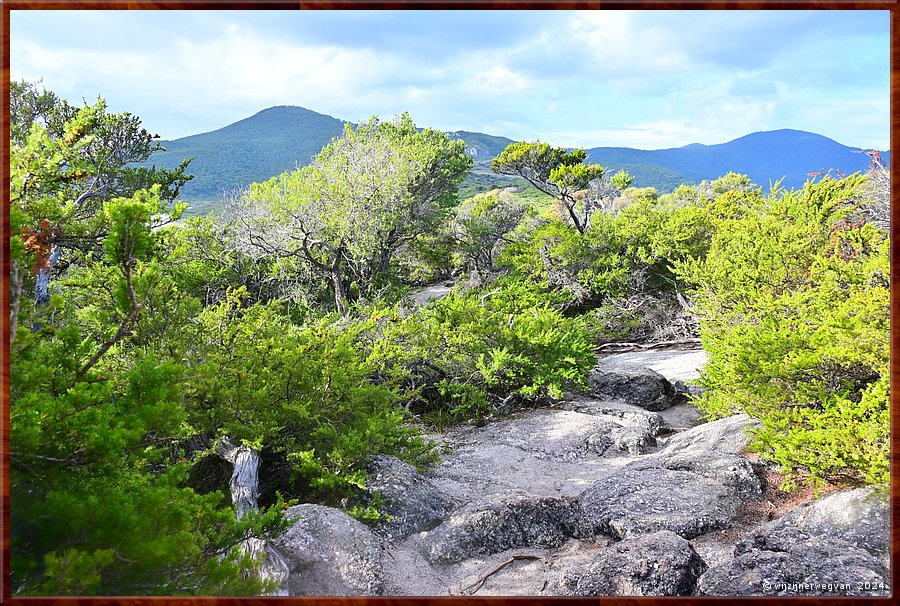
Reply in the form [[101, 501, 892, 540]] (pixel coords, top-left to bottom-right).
[[9, 9, 891, 151]]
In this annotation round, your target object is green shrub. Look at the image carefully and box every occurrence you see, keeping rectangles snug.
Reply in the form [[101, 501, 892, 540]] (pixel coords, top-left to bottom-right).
[[183, 290, 436, 503], [677, 175, 889, 490], [369, 278, 596, 423], [498, 190, 716, 343]]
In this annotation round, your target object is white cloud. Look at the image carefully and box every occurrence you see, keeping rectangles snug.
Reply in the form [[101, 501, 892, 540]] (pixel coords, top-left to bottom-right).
[[11, 40, 159, 98], [460, 64, 532, 97], [567, 11, 693, 77], [10, 10, 888, 150]]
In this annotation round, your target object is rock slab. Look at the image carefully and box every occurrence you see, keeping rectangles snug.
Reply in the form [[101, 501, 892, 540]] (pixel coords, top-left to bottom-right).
[[420, 492, 596, 564], [550, 531, 707, 596], [696, 488, 890, 596], [274, 504, 385, 596], [365, 455, 458, 542], [587, 366, 680, 411], [579, 414, 763, 540]]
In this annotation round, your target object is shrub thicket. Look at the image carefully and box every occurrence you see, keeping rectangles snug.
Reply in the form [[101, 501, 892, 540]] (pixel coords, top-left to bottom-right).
[[368, 278, 595, 426], [677, 174, 889, 490]]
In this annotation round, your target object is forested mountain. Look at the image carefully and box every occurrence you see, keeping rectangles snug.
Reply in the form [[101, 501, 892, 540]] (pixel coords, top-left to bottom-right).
[[144, 106, 888, 213], [148, 106, 348, 209], [585, 129, 891, 191]]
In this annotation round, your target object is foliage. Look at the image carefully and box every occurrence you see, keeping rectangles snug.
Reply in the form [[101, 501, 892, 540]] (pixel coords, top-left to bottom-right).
[[10, 188, 282, 595], [492, 141, 627, 233], [453, 189, 526, 273], [181, 291, 436, 501], [369, 278, 595, 424], [233, 113, 471, 313], [677, 174, 890, 490]]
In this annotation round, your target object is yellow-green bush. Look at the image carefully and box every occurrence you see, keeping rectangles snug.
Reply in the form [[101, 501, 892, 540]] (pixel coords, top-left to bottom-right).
[[677, 175, 889, 490]]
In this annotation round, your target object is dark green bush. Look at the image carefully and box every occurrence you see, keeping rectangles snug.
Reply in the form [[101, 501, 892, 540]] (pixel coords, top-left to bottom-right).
[[183, 290, 436, 503]]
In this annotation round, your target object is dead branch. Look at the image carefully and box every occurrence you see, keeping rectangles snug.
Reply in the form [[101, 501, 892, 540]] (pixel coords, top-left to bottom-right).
[[456, 553, 542, 595]]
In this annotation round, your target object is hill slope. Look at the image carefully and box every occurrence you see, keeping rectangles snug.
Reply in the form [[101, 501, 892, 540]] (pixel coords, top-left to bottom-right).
[[144, 106, 888, 213], [148, 106, 348, 210], [586, 129, 888, 191]]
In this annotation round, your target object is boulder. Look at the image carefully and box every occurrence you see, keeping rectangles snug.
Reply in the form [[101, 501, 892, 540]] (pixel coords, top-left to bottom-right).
[[571, 405, 670, 436], [579, 466, 744, 539], [650, 450, 764, 497], [550, 531, 707, 596], [767, 488, 889, 568], [496, 410, 621, 462], [274, 504, 385, 596], [365, 455, 459, 542], [661, 413, 758, 455], [696, 531, 889, 596], [611, 426, 657, 455], [587, 366, 679, 411], [419, 492, 596, 564], [695, 488, 890, 596], [674, 379, 706, 398], [578, 429, 763, 541]]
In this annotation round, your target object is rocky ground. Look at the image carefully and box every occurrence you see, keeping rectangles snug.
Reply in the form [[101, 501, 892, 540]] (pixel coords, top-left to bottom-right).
[[269, 348, 891, 597]]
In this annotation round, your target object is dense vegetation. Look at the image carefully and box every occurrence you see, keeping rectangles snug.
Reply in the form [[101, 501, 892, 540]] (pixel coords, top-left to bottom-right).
[[10, 81, 890, 594]]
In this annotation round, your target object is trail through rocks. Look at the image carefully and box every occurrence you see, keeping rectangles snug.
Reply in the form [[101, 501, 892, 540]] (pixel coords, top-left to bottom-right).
[[274, 348, 890, 597], [375, 348, 716, 595]]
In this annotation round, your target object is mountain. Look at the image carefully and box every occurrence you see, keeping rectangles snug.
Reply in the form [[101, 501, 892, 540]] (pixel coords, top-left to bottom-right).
[[446, 130, 516, 161], [143, 106, 888, 214], [586, 129, 889, 191], [147, 106, 348, 211]]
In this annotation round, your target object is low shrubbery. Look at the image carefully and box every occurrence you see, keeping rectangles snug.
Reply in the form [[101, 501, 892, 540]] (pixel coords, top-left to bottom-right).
[[368, 278, 595, 426], [183, 290, 437, 503]]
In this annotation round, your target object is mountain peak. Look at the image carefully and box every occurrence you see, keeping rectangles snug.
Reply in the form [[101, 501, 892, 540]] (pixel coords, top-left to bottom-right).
[[147, 107, 886, 212]]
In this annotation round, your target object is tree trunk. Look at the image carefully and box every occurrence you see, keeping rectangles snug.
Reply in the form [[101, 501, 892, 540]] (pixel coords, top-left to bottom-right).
[[331, 270, 349, 316], [218, 439, 260, 517], [218, 438, 289, 595], [31, 244, 61, 332]]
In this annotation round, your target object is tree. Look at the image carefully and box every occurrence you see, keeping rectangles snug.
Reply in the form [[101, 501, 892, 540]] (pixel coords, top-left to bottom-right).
[[10, 185, 286, 594], [453, 189, 526, 273], [235, 114, 471, 313], [10, 81, 191, 328], [10, 95, 292, 595], [491, 141, 631, 233], [676, 174, 889, 490]]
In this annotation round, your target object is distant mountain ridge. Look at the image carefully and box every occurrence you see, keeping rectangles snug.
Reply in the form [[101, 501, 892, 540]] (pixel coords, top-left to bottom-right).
[[144, 105, 888, 212], [586, 129, 889, 192], [149, 106, 348, 204]]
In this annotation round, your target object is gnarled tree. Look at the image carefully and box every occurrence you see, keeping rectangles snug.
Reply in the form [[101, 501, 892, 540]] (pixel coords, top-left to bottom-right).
[[492, 141, 631, 233], [234, 113, 471, 313]]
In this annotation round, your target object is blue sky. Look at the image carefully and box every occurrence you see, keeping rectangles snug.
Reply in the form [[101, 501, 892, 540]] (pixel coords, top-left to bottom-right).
[[10, 10, 890, 150]]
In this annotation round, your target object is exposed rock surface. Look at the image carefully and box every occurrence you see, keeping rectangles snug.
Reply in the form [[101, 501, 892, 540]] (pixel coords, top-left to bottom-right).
[[696, 488, 890, 596], [579, 414, 763, 539], [580, 466, 745, 539], [587, 366, 679, 411], [610, 426, 657, 455], [770, 488, 889, 568], [419, 492, 596, 564], [269, 350, 885, 598], [274, 504, 385, 596], [549, 531, 707, 596], [659, 412, 758, 455], [566, 404, 669, 436], [422, 408, 649, 502], [365, 455, 459, 542]]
